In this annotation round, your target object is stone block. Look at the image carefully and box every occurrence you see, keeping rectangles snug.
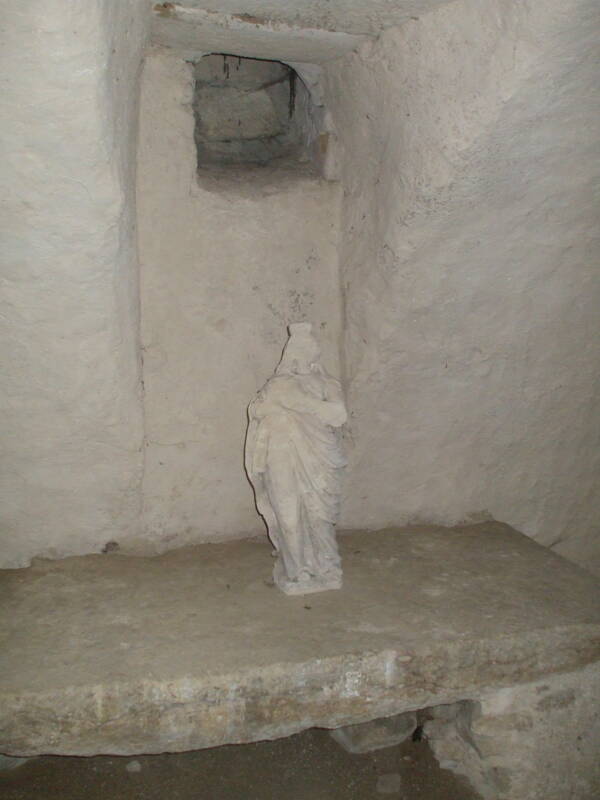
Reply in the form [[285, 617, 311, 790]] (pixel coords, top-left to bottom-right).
[[0, 524, 598, 760], [330, 711, 417, 753], [425, 664, 600, 799]]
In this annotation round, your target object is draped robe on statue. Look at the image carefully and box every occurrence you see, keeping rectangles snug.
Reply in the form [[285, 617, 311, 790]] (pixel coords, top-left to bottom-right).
[[245, 367, 347, 595]]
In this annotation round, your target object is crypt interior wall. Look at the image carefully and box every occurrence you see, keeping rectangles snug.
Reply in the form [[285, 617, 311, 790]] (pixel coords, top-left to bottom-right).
[[2, 0, 598, 576], [324, 0, 600, 575], [136, 50, 343, 550], [1, 0, 149, 568]]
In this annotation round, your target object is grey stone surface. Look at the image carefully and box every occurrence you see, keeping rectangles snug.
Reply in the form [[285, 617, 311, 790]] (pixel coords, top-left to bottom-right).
[[330, 712, 417, 753], [0, 523, 599, 756], [425, 665, 600, 800]]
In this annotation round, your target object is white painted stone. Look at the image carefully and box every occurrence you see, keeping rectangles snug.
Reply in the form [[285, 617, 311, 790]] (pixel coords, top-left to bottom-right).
[[246, 323, 347, 594], [175, 0, 452, 35], [0, 0, 149, 568], [324, 0, 600, 575], [150, 4, 368, 64], [137, 51, 343, 554]]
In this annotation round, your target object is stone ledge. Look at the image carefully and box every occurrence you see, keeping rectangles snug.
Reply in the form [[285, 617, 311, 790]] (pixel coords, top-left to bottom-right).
[[1, 523, 599, 755]]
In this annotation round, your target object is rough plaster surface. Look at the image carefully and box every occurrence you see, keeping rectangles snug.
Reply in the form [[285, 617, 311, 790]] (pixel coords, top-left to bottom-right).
[[0, 0, 148, 568], [426, 666, 600, 799], [137, 51, 342, 551], [151, 4, 368, 63], [176, 0, 453, 35], [324, 0, 600, 574], [1, 523, 599, 756]]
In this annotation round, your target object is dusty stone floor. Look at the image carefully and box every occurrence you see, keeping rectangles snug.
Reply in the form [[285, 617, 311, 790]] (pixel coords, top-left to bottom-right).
[[0, 728, 480, 799]]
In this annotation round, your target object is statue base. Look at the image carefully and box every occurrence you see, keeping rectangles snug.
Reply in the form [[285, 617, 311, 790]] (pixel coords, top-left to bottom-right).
[[273, 559, 342, 596]]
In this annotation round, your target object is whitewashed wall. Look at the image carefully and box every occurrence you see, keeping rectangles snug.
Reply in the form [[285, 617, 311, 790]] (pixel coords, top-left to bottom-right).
[[137, 52, 342, 551], [3, 0, 598, 574], [324, 0, 600, 575], [1, 0, 148, 567]]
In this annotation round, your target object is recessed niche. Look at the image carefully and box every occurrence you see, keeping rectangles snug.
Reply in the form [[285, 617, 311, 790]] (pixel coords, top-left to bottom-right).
[[193, 54, 322, 170]]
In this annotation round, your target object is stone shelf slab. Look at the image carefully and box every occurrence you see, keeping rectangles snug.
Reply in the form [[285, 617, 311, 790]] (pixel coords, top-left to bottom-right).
[[1, 523, 599, 756]]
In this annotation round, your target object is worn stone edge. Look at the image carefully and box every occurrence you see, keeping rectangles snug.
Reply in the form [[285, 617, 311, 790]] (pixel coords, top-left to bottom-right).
[[1, 624, 599, 755]]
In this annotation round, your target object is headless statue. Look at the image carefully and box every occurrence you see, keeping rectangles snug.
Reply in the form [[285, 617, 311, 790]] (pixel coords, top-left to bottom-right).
[[245, 323, 347, 595]]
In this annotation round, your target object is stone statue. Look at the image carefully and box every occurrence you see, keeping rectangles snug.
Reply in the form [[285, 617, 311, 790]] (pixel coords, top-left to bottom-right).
[[245, 323, 347, 595]]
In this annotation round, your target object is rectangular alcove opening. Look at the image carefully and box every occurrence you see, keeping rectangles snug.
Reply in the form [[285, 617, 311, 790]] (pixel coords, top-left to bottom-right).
[[136, 47, 344, 552], [192, 53, 330, 176]]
